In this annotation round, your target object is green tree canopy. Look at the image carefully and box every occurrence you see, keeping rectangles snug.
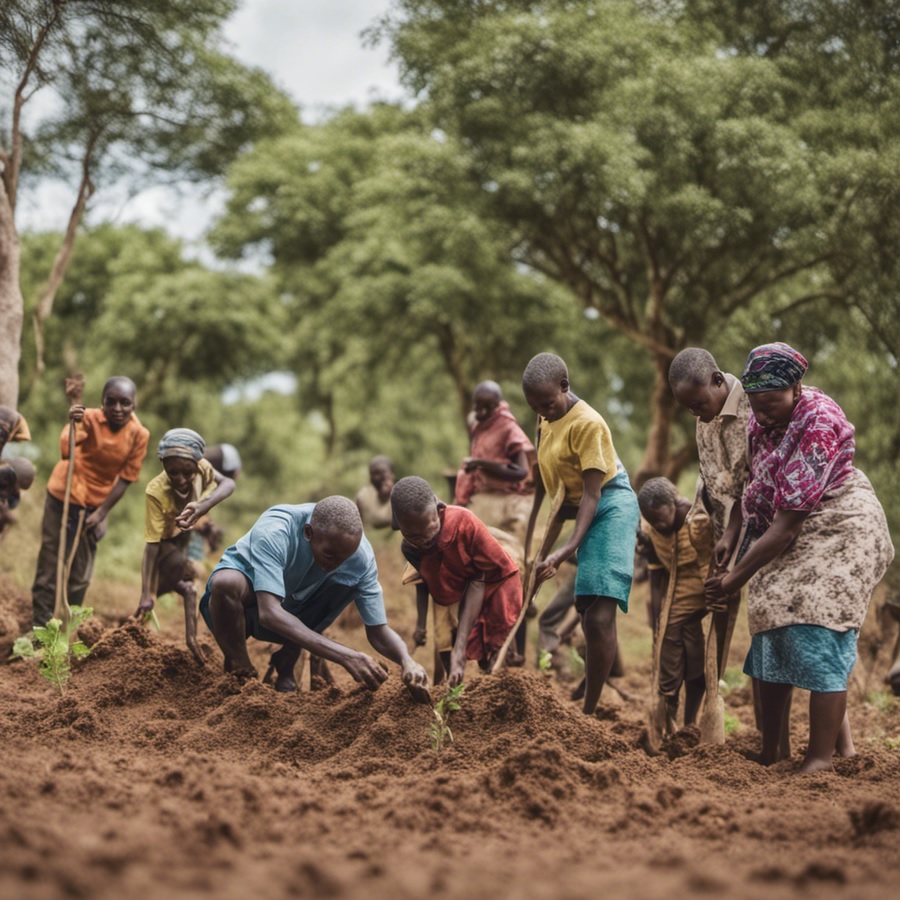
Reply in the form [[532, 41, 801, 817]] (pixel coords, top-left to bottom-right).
[[371, 0, 899, 479], [0, 0, 297, 406]]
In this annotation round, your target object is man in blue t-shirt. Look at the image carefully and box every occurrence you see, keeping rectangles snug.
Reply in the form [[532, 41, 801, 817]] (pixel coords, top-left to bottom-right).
[[200, 495, 429, 701]]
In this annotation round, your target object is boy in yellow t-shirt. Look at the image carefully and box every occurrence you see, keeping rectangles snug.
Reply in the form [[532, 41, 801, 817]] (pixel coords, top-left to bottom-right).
[[136, 428, 235, 663]]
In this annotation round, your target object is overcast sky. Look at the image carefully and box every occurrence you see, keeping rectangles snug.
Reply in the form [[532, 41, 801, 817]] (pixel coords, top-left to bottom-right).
[[19, 0, 405, 241]]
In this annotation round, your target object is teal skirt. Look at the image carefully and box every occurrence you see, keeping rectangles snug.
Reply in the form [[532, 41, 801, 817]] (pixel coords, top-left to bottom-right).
[[574, 470, 640, 612], [743, 624, 858, 693]]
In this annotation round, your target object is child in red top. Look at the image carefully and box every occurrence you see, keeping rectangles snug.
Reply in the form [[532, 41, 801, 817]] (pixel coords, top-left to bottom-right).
[[392, 476, 522, 686]]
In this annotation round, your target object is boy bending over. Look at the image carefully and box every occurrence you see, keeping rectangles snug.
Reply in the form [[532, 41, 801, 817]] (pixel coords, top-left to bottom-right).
[[638, 477, 715, 733], [392, 476, 522, 686]]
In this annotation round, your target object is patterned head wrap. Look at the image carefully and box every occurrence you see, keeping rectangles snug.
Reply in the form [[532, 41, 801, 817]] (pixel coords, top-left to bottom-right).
[[740, 342, 809, 393], [157, 428, 206, 462]]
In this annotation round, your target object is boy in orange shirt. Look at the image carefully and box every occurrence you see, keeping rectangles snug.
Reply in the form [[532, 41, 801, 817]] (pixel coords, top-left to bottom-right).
[[31, 377, 149, 626]]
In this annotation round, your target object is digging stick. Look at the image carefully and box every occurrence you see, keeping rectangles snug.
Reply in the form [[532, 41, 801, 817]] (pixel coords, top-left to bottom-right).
[[647, 544, 677, 751], [490, 492, 565, 674], [699, 612, 726, 744], [54, 374, 85, 627]]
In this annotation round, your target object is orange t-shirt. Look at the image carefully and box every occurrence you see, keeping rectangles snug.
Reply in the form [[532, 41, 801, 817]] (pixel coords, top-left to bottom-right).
[[47, 409, 149, 508]]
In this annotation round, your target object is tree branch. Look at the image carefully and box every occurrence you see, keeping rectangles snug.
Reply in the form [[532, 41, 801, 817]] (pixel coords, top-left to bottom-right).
[[31, 133, 98, 382], [8, 5, 62, 214]]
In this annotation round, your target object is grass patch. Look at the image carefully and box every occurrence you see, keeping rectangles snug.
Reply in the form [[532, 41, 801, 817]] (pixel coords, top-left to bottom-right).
[[866, 690, 897, 714], [724, 712, 740, 736], [722, 666, 748, 693]]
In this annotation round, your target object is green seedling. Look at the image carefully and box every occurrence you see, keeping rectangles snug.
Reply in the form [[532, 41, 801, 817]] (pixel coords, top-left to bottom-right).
[[431, 683, 465, 753], [568, 646, 585, 678], [538, 649, 552, 674], [11, 606, 93, 693], [142, 610, 162, 631], [723, 712, 740, 736]]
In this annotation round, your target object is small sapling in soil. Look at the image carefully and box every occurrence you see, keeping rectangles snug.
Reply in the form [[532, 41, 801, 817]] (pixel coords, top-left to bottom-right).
[[11, 607, 93, 693], [431, 683, 465, 753]]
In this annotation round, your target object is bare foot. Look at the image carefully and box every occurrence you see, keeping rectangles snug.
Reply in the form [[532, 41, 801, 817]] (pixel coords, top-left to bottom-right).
[[798, 756, 834, 774]]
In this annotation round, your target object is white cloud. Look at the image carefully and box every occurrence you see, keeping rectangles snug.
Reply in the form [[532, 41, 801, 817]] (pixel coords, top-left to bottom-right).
[[19, 1, 406, 238]]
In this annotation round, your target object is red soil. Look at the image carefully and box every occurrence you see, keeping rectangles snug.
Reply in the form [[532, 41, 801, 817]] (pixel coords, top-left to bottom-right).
[[1, 571, 898, 899]]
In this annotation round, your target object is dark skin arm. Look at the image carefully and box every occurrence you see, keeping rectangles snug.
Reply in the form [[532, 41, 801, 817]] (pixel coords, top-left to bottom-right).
[[448, 580, 486, 687], [365, 623, 431, 702], [256, 591, 430, 702], [137, 542, 162, 614], [463, 449, 529, 483], [85, 477, 132, 538], [713, 501, 744, 571], [175, 471, 236, 530], [524, 470, 546, 563], [414, 584, 429, 646], [536, 468, 603, 583], [705, 509, 810, 601]]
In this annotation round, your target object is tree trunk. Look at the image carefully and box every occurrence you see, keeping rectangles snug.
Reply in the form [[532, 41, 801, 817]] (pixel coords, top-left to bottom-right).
[[633, 352, 678, 488], [31, 144, 95, 383], [435, 322, 471, 426], [0, 182, 23, 408]]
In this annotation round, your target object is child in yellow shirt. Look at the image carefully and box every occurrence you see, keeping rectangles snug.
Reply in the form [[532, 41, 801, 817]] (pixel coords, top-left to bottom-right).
[[136, 428, 235, 663]]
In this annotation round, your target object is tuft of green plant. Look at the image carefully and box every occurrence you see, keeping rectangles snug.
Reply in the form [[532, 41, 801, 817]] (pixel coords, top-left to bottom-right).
[[10, 607, 93, 693], [722, 667, 748, 693], [568, 646, 585, 678], [538, 649, 552, 673], [723, 712, 740, 736], [866, 690, 896, 714], [431, 683, 465, 753]]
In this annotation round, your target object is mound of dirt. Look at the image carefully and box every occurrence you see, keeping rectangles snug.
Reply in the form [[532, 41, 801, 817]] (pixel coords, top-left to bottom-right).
[[2, 575, 900, 899]]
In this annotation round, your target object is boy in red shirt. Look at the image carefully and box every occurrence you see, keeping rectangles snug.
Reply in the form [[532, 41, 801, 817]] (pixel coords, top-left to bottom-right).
[[392, 476, 522, 686]]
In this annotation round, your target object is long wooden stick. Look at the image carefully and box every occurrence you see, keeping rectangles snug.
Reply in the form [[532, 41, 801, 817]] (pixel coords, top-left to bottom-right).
[[699, 612, 726, 744], [54, 374, 85, 625], [647, 540, 678, 750], [490, 493, 565, 674]]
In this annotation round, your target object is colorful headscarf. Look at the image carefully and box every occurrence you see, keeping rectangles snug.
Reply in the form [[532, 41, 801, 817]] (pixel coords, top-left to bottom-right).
[[740, 342, 808, 393], [157, 428, 206, 462]]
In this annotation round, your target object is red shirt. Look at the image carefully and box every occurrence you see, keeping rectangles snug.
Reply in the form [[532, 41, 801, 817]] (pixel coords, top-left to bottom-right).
[[402, 506, 522, 661]]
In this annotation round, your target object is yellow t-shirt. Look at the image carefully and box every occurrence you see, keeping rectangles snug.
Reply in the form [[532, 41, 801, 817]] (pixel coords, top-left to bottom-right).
[[144, 458, 217, 543], [537, 400, 618, 505]]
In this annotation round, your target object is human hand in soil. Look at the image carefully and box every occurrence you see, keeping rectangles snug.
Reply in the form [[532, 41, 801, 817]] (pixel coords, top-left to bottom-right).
[[68, 403, 86, 423], [401, 657, 430, 703], [135, 593, 155, 618], [176, 501, 207, 530], [343, 651, 389, 690], [413, 626, 427, 647], [186, 635, 205, 666], [448, 650, 467, 688]]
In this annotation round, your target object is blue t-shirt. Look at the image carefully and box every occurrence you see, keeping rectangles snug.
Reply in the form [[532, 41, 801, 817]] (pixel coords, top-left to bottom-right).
[[212, 503, 386, 632]]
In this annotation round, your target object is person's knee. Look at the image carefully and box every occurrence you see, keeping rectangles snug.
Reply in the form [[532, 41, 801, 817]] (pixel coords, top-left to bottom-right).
[[580, 596, 617, 633], [209, 569, 250, 609]]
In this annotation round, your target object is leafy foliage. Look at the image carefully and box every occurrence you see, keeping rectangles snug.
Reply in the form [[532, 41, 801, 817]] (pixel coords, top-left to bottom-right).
[[11, 606, 93, 693], [430, 683, 465, 752]]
